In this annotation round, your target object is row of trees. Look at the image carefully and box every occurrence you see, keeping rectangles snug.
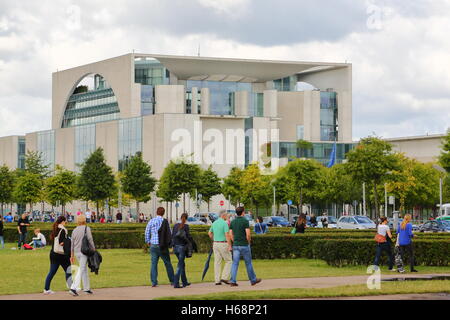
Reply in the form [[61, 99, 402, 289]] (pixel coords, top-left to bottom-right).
[[0, 132, 449, 220]]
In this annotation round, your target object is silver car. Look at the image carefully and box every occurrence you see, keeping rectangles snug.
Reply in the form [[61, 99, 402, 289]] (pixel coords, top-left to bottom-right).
[[337, 215, 376, 229], [317, 216, 338, 228]]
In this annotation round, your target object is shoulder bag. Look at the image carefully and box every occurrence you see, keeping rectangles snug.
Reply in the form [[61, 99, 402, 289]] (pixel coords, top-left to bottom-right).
[[53, 227, 66, 255], [81, 226, 95, 257]]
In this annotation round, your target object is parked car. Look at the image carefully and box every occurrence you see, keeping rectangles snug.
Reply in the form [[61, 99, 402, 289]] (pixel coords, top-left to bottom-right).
[[388, 218, 403, 229], [193, 213, 213, 225], [337, 215, 376, 229], [183, 217, 206, 225], [317, 216, 338, 228], [263, 216, 291, 227], [418, 220, 450, 233]]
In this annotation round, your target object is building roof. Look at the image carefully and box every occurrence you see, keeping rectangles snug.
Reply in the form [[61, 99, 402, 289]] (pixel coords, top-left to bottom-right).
[[385, 133, 445, 142], [134, 53, 350, 83]]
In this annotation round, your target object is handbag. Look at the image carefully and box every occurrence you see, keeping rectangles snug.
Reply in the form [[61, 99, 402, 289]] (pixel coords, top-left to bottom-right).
[[374, 233, 387, 243], [53, 227, 66, 255], [81, 226, 95, 257]]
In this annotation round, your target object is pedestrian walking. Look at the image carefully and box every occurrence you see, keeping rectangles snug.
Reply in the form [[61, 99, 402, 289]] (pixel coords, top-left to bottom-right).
[[310, 214, 317, 227], [293, 214, 307, 234], [229, 207, 261, 287], [321, 212, 329, 228], [172, 213, 194, 288], [85, 209, 92, 223], [0, 215, 4, 249], [43, 216, 72, 295], [116, 211, 122, 224], [70, 214, 96, 296], [208, 210, 232, 285], [373, 216, 395, 271], [397, 214, 417, 272], [17, 213, 30, 249], [254, 216, 268, 234], [145, 207, 174, 287]]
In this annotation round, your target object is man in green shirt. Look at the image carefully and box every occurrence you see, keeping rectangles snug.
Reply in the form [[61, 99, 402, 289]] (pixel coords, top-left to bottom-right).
[[208, 210, 232, 285], [229, 207, 261, 286]]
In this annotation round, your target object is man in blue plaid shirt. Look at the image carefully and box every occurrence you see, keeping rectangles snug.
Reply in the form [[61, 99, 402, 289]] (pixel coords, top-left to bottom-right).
[[145, 207, 174, 287]]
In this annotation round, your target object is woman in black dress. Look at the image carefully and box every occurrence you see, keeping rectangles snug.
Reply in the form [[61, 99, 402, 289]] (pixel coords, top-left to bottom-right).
[[43, 216, 72, 294]]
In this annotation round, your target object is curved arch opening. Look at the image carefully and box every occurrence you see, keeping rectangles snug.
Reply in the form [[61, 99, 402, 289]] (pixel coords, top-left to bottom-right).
[[295, 81, 317, 91], [61, 73, 120, 128]]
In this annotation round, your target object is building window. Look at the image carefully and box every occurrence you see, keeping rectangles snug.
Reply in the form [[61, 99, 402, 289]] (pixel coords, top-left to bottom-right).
[[17, 138, 26, 169], [320, 91, 338, 141], [245, 118, 253, 166], [249, 93, 264, 117], [273, 76, 296, 92], [141, 85, 155, 116], [118, 117, 142, 171], [186, 80, 252, 115], [75, 124, 96, 170], [62, 75, 120, 128], [296, 125, 305, 140], [134, 59, 169, 86], [37, 130, 55, 170]]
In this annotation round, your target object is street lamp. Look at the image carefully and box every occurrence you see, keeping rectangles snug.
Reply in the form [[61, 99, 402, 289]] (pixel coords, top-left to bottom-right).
[[433, 164, 446, 215], [384, 171, 393, 217]]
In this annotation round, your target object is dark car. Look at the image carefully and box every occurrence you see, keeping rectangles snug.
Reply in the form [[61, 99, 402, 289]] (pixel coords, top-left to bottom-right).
[[418, 220, 450, 233], [263, 216, 290, 227]]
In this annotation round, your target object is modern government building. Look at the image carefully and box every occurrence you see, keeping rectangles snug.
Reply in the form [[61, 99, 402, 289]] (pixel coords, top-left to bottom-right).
[[0, 53, 445, 215]]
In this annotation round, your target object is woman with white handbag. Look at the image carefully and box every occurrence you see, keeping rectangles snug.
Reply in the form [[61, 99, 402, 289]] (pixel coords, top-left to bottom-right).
[[43, 216, 72, 294]]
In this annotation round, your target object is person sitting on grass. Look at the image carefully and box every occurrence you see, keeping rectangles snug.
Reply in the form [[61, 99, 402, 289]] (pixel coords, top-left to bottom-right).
[[30, 228, 46, 249]]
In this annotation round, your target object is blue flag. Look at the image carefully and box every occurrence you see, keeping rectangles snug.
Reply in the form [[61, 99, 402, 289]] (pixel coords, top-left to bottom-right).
[[327, 141, 337, 168]]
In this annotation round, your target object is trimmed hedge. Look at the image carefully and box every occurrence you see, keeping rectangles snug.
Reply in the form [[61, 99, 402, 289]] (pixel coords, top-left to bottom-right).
[[312, 238, 450, 267]]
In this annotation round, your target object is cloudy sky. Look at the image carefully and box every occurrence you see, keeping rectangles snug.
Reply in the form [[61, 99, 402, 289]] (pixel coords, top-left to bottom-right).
[[0, 0, 449, 140]]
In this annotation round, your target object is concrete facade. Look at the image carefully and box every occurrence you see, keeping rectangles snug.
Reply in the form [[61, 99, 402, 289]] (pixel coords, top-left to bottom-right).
[[386, 134, 445, 163]]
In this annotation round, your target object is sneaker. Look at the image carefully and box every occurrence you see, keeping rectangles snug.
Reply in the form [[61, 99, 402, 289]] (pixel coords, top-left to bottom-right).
[[251, 278, 262, 286], [151, 284, 158, 288], [388, 268, 397, 272], [398, 269, 406, 273], [43, 290, 55, 295], [83, 290, 93, 294], [215, 282, 222, 285], [182, 283, 191, 288], [221, 279, 230, 285], [173, 285, 183, 289], [69, 289, 79, 296], [229, 282, 238, 287]]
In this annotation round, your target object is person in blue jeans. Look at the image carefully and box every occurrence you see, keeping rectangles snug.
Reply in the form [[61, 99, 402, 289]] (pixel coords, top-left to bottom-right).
[[145, 207, 175, 287], [373, 217, 395, 271], [229, 207, 261, 287], [171, 213, 193, 288], [397, 214, 417, 272]]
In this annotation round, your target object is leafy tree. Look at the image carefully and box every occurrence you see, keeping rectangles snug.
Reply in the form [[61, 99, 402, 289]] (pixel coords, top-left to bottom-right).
[[321, 163, 361, 207], [13, 172, 42, 212], [121, 152, 157, 215], [346, 137, 402, 218], [0, 165, 15, 214], [197, 166, 221, 211], [439, 128, 450, 173], [77, 148, 117, 215], [158, 159, 201, 216], [240, 163, 273, 215], [385, 154, 416, 213], [222, 167, 244, 207], [44, 165, 77, 214], [284, 159, 323, 214], [24, 151, 51, 178], [404, 160, 440, 210], [296, 139, 313, 158]]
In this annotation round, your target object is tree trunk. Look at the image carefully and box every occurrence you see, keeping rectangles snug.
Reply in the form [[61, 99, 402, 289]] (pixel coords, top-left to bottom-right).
[[207, 200, 210, 212], [1, 202, 3, 215], [96, 201, 100, 220], [299, 188, 303, 213], [136, 200, 140, 218], [183, 193, 186, 213], [373, 183, 379, 219]]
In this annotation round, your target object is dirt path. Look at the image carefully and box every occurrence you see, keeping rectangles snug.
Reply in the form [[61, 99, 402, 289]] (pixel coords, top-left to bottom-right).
[[1, 273, 448, 300]]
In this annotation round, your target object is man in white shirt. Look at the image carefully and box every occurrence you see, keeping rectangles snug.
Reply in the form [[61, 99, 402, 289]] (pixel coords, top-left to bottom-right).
[[85, 209, 92, 223]]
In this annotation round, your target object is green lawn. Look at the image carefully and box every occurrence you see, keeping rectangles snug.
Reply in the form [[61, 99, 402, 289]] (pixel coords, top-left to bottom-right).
[[157, 280, 450, 300], [1, 242, 449, 295]]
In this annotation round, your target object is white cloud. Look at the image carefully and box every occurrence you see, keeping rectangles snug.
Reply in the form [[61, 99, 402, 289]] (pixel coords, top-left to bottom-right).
[[0, 0, 449, 140]]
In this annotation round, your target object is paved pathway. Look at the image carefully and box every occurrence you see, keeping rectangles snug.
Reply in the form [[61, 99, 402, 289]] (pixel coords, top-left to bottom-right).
[[0, 274, 448, 300]]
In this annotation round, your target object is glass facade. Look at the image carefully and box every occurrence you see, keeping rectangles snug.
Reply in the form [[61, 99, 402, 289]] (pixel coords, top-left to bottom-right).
[[273, 76, 296, 92], [296, 125, 305, 140], [75, 124, 96, 170], [118, 117, 142, 171], [17, 137, 26, 169], [278, 142, 356, 166], [245, 118, 253, 166], [37, 130, 55, 170], [134, 59, 169, 86], [62, 75, 120, 128], [320, 91, 338, 141], [186, 80, 252, 115], [186, 89, 201, 114], [141, 85, 155, 116], [249, 92, 264, 117]]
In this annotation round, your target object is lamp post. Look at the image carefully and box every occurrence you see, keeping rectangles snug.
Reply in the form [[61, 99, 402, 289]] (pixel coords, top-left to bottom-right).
[[384, 171, 392, 217], [363, 182, 366, 216], [272, 186, 276, 216]]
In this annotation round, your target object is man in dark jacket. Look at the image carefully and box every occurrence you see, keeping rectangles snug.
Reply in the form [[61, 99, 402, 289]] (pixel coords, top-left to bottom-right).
[[145, 207, 174, 287]]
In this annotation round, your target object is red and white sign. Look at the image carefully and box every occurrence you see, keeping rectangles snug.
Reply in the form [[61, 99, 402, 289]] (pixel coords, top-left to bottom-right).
[[219, 200, 225, 206]]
